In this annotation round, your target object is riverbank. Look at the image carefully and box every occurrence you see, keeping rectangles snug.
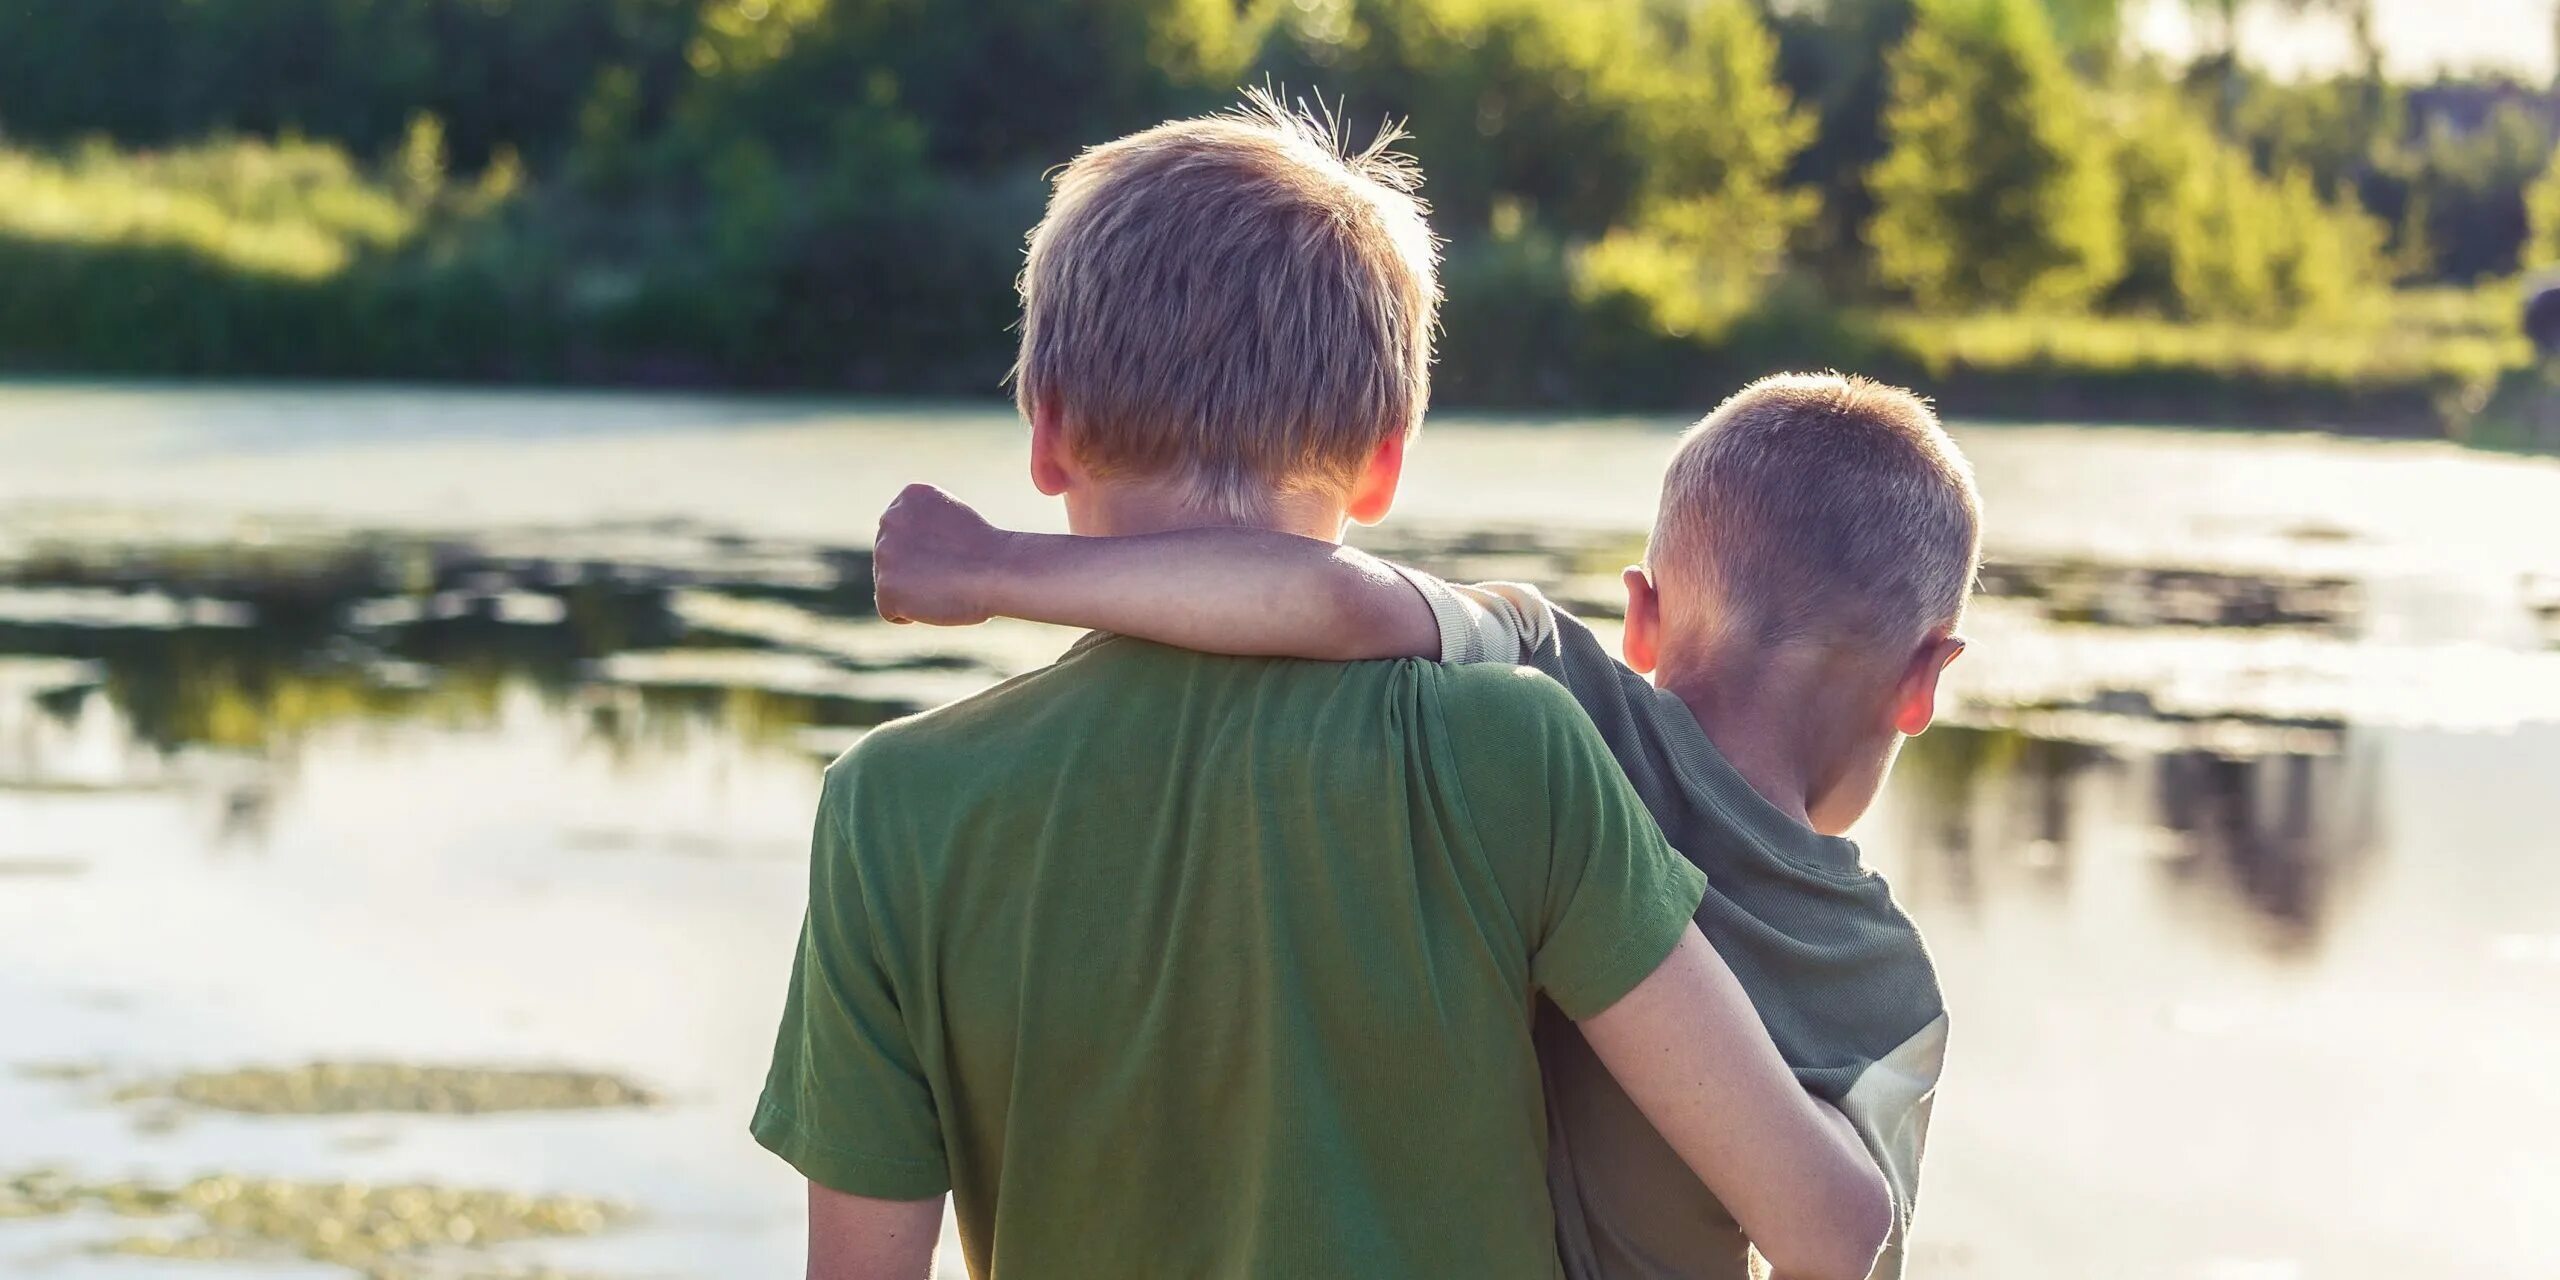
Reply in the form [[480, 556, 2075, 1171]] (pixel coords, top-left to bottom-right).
[[4, 259, 2529, 438], [1437, 288, 2535, 437], [0, 139, 2539, 443]]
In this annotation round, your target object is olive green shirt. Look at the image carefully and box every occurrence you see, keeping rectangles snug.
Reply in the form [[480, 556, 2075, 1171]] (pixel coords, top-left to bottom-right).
[[753, 634, 1708, 1279], [1395, 570, 1949, 1280]]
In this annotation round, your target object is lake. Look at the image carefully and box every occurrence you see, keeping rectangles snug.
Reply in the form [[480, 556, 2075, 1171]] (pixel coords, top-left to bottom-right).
[[2, 384, 2556, 1279]]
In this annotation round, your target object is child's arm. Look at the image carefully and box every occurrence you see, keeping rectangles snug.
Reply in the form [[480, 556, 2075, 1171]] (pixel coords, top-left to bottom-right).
[[869, 483, 1444, 660], [1580, 929, 1893, 1280]]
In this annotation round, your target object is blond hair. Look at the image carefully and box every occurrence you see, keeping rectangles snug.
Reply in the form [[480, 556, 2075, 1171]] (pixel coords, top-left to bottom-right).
[[1649, 373, 1981, 648], [1013, 92, 1440, 518]]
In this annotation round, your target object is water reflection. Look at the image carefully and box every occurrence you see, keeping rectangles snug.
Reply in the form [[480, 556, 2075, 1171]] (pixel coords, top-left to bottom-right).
[[0, 524, 927, 776], [1895, 726, 2384, 956], [0, 516, 2421, 958], [1976, 559, 2363, 632]]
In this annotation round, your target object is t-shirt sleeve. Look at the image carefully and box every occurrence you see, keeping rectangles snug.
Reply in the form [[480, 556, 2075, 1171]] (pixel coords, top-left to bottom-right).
[[1387, 563, 1557, 668], [1437, 668, 1707, 1021], [751, 758, 950, 1199], [1385, 570, 1650, 749], [1496, 595, 1701, 840], [1835, 1013, 1950, 1280]]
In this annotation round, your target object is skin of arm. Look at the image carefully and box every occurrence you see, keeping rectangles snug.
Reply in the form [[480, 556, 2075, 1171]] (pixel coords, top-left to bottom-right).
[[870, 483, 1438, 659], [1578, 927, 1895, 1280], [805, 1183, 943, 1280]]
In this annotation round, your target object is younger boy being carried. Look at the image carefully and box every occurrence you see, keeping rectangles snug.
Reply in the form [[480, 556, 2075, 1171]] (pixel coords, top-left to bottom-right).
[[873, 372, 1978, 1280]]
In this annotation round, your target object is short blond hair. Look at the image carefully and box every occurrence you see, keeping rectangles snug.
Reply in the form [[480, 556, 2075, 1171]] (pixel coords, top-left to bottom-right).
[[1013, 93, 1440, 518], [1650, 373, 1981, 648]]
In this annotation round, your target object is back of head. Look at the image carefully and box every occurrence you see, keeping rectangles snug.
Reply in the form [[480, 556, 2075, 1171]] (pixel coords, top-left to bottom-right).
[[1014, 92, 1440, 518], [1650, 373, 1981, 651]]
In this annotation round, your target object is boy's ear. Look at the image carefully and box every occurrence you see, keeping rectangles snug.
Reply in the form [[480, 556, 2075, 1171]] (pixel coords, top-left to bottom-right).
[[1620, 565, 1661, 675], [1028, 398, 1074, 497], [1891, 634, 1967, 737], [1345, 431, 1408, 526]]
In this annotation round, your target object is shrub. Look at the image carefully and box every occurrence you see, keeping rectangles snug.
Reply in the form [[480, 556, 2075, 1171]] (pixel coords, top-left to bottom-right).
[[1867, 0, 2122, 311]]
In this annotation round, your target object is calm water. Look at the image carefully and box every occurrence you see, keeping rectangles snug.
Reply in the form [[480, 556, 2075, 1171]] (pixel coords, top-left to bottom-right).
[[2, 385, 2557, 1279]]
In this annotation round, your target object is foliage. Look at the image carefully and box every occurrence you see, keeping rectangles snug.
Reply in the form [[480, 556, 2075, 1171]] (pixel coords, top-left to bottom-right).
[[2533, 148, 2560, 270], [1569, 0, 1819, 336], [2224, 72, 2556, 285], [2113, 85, 2389, 323], [0, 0, 2542, 437], [1883, 302, 2520, 403], [1264, 0, 1694, 238], [2380, 96, 2556, 282], [0, 137, 426, 280], [0, 0, 699, 168], [1867, 0, 2123, 310], [1761, 0, 1917, 290]]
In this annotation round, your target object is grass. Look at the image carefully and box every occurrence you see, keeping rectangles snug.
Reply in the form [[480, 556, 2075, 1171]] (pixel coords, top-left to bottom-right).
[[1886, 307, 2524, 394], [1868, 290, 2534, 432], [0, 138, 421, 280]]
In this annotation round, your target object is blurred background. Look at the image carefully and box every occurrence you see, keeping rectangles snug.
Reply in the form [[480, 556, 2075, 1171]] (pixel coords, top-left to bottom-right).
[[2, 1, 2557, 1278]]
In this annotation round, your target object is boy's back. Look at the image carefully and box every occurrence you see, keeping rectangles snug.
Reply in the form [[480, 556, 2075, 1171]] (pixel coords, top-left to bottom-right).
[[1403, 576, 1947, 1280], [754, 634, 1708, 1279]]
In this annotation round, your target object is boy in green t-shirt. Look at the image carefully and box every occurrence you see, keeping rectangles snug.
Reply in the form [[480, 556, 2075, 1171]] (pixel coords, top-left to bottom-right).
[[755, 97, 1892, 1280], [872, 372, 1976, 1280]]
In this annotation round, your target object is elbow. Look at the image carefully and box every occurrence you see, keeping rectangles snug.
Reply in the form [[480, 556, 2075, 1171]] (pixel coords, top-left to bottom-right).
[[1757, 1166, 1892, 1280], [1313, 574, 1425, 661]]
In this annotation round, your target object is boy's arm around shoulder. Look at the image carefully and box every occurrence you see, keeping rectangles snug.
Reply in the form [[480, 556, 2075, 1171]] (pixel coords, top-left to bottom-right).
[[869, 483, 1457, 660], [1432, 671, 1890, 1280], [1582, 935, 1893, 1280]]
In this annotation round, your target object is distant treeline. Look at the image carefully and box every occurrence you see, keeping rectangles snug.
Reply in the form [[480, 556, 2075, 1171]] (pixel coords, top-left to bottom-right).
[[0, 0, 2550, 427]]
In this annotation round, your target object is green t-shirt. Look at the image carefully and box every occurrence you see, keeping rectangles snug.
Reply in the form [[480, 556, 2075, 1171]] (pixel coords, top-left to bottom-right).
[[753, 634, 1707, 1279]]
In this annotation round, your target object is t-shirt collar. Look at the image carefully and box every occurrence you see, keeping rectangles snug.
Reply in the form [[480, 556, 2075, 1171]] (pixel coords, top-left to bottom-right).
[[1642, 684, 1872, 882]]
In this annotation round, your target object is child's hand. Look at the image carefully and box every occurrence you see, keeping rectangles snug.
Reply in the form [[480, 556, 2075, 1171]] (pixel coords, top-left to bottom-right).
[[873, 483, 1012, 626]]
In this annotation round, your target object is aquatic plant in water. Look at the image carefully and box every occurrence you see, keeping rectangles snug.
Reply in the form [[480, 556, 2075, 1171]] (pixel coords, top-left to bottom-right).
[[111, 1062, 659, 1116], [1, 1168, 620, 1278]]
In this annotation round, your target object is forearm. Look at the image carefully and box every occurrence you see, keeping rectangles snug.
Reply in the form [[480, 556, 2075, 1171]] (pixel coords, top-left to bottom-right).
[[978, 528, 1440, 660], [1758, 1102, 1891, 1280], [1579, 930, 1892, 1280], [806, 1184, 941, 1280]]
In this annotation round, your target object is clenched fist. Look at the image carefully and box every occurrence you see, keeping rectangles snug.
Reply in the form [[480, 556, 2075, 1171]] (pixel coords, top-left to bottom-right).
[[872, 483, 1009, 625]]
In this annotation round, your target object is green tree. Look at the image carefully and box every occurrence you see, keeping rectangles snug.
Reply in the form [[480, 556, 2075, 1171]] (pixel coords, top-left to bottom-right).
[[2114, 88, 2253, 314], [671, 0, 1277, 170], [2381, 96, 2555, 282], [1574, 0, 1818, 334], [1262, 0, 1660, 239], [2113, 83, 2386, 322], [1763, 0, 1917, 291], [1867, 0, 2122, 310], [2260, 165, 2387, 319], [0, 0, 698, 167], [2529, 148, 2560, 269]]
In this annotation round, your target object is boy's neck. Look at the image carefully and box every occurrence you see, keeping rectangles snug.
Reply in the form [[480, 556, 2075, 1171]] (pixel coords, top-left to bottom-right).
[[1069, 479, 1348, 542], [1652, 643, 1870, 834]]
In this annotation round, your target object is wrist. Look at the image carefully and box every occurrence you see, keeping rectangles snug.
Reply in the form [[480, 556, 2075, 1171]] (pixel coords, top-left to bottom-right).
[[970, 528, 1052, 620]]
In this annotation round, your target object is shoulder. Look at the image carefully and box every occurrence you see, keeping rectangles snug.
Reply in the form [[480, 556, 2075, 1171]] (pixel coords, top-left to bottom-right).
[[1421, 661, 1631, 814], [824, 690, 991, 784], [818, 657, 1085, 808], [1423, 659, 1588, 737]]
